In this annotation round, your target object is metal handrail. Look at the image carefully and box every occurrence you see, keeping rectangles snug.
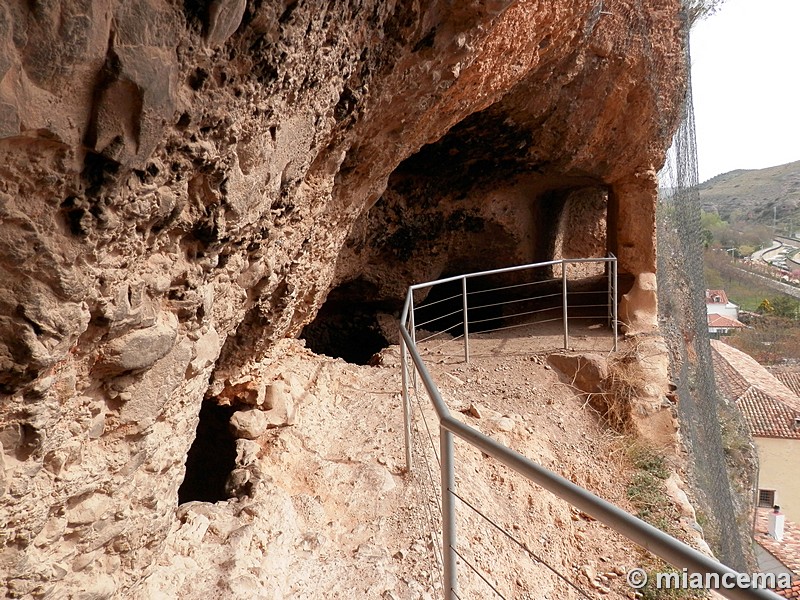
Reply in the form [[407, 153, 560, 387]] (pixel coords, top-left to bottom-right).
[[408, 257, 618, 369], [409, 256, 619, 290], [399, 259, 781, 600]]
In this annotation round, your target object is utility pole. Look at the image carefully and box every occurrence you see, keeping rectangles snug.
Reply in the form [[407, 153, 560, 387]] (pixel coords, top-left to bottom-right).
[[774, 205, 777, 236]]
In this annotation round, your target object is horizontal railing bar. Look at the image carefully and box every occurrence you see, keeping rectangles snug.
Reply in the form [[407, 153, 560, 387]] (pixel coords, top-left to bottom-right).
[[563, 304, 606, 308], [467, 278, 561, 296], [421, 334, 465, 356], [416, 322, 463, 344], [411, 276, 472, 291], [416, 292, 467, 310], [470, 293, 562, 311], [421, 334, 465, 355], [415, 308, 465, 329], [560, 257, 616, 264], [566, 303, 608, 309], [469, 307, 560, 325], [399, 323, 781, 600], [466, 279, 559, 295], [467, 317, 564, 335], [409, 258, 613, 291]]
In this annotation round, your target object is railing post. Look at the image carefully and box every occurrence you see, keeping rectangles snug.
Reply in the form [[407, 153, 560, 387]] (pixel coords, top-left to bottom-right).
[[400, 333, 413, 473], [612, 257, 618, 352], [462, 276, 470, 364], [410, 299, 418, 390], [441, 426, 458, 600], [607, 258, 613, 329], [562, 260, 569, 349]]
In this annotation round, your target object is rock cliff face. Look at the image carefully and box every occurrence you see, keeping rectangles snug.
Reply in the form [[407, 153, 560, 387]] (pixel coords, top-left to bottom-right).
[[0, 0, 688, 597]]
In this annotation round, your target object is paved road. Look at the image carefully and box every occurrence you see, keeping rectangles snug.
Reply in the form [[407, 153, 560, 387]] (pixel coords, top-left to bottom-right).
[[714, 238, 800, 300], [730, 265, 800, 300], [751, 240, 783, 263]]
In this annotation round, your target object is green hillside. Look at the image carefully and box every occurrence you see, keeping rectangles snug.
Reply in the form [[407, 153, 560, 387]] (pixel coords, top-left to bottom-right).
[[699, 160, 800, 227]]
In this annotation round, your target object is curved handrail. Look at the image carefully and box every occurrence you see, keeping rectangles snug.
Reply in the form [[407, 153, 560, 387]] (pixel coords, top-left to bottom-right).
[[399, 262, 782, 600]]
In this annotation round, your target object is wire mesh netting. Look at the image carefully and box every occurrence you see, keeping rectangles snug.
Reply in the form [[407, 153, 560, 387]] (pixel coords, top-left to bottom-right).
[[656, 25, 752, 571]]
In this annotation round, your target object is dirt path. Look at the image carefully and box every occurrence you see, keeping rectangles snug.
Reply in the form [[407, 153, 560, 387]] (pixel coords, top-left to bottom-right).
[[146, 323, 674, 599]]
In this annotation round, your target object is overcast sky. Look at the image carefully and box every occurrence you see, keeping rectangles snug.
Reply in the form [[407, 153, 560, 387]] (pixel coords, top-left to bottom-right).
[[690, 0, 800, 182]]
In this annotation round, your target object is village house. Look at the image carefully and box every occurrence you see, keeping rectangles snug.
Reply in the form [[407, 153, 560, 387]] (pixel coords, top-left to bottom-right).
[[711, 340, 800, 594], [711, 340, 800, 521], [753, 508, 800, 597], [706, 289, 746, 337]]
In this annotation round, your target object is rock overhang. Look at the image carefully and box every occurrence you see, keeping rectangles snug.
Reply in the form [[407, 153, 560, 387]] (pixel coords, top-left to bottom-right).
[[0, 1, 689, 596]]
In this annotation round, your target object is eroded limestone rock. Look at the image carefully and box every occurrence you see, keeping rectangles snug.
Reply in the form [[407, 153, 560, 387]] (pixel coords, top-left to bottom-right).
[[229, 409, 269, 440], [620, 272, 660, 334], [547, 353, 609, 395], [0, 0, 688, 596], [205, 0, 247, 47], [95, 312, 178, 376], [263, 381, 297, 427]]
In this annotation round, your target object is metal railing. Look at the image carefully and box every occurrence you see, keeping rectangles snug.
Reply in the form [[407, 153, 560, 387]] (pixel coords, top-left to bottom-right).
[[406, 257, 618, 366], [399, 258, 781, 600]]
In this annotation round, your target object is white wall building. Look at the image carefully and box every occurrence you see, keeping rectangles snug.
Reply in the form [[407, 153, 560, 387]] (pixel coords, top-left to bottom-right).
[[706, 289, 739, 320], [706, 289, 745, 336]]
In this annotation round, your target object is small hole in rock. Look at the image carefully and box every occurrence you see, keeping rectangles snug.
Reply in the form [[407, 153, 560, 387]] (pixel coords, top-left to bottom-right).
[[178, 400, 237, 503]]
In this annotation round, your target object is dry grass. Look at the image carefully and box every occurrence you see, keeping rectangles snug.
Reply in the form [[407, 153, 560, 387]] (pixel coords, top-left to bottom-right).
[[620, 438, 707, 599], [588, 345, 654, 431]]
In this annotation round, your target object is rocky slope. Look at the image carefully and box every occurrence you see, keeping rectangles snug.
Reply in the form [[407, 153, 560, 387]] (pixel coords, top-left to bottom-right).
[[699, 159, 800, 224], [0, 1, 689, 597]]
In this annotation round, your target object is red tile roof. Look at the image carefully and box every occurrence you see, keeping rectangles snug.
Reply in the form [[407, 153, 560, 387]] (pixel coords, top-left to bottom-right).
[[778, 579, 800, 599], [774, 372, 800, 398], [707, 313, 746, 329], [737, 388, 800, 439], [713, 345, 752, 401], [711, 341, 750, 401], [711, 340, 800, 439], [706, 289, 730, 304]]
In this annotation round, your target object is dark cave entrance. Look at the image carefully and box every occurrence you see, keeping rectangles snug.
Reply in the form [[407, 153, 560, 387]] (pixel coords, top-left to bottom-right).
[[300, 279, 399, 365], [178, 400, 238, 504], [315, 99, 637, 356]]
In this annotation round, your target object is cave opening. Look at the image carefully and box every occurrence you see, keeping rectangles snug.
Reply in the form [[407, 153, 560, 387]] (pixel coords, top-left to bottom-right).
[[318, 99, 635, 355], [300, 279, 400, 365], [178, 400, 238, 504]]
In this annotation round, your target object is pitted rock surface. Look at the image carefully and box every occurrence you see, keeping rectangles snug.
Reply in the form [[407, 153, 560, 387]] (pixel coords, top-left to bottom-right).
[[0, 1, 689, 597]]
